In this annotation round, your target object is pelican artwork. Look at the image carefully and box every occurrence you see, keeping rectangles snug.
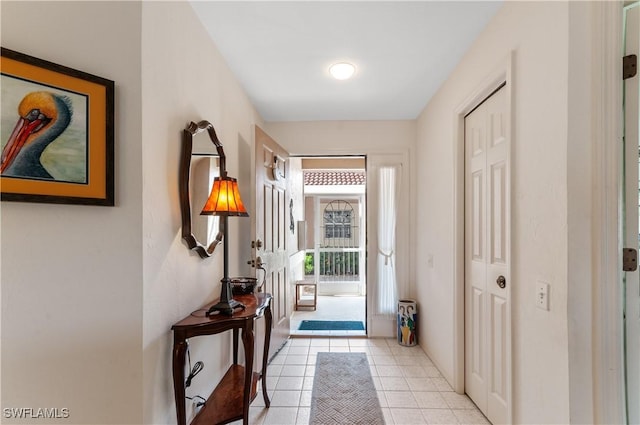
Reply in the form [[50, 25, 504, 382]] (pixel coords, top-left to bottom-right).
[[1, 91, 72, 179]]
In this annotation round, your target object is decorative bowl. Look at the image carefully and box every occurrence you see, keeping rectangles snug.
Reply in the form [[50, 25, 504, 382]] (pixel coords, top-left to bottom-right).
[[230, 277, 258, 295]]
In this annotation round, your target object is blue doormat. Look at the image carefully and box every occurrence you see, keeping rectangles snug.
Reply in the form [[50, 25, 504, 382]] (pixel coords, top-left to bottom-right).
[[299, 320, 365, 331]]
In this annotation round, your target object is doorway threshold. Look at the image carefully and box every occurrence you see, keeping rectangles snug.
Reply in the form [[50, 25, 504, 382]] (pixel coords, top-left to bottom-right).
[[290, 295, 366, 337]]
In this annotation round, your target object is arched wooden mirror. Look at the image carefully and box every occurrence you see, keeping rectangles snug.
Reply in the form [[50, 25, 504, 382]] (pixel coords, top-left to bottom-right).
[[179, 121, 224, 258]]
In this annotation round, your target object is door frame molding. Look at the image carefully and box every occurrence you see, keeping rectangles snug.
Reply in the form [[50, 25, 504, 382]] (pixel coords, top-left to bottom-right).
[[592, 1, 625, 423], [452, 51, 514, 423]]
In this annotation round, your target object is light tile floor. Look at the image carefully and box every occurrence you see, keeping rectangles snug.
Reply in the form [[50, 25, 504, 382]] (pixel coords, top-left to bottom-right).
[[231, 337, 490, 425]]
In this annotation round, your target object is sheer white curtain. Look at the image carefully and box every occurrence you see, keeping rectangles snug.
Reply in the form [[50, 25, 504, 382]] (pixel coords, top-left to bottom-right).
[[376, 166, 398, 317]]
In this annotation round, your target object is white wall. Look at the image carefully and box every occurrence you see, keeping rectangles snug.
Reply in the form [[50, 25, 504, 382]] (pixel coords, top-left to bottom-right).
[[415, 2, 582, 423], [266, 121, 415, 157], [1, 2, 143, 424], [141, 2, 263, 424]]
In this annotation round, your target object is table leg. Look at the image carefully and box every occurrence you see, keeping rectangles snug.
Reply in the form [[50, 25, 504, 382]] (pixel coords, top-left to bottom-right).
[[262, 303, 272, 407], [242, 320, 254, 425], [241, 323, 255, 425], [233, 328, 239, 364], [172, 336, 188, 425]]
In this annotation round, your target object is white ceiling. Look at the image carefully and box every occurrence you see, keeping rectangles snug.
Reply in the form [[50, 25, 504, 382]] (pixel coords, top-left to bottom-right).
[[191, 1, 503, 122]]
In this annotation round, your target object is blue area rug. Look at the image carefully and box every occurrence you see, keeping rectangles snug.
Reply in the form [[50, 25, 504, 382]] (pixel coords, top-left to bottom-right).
[[299, 320, 365, 331]]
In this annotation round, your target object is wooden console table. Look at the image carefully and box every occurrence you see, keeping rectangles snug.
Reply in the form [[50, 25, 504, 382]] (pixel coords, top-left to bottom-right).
[[172, 293, 273, 425]]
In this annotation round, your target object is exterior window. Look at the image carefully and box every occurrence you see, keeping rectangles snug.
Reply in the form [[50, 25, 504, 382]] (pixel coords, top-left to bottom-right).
[[324, 210, 352, 238]]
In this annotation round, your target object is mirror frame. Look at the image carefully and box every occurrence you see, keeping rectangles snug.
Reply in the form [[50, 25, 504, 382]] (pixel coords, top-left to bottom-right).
[[179, 121, 223, 258]]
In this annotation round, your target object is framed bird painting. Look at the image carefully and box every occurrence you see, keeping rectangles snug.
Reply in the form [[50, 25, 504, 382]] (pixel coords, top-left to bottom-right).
[[0, 47, 114, 206]]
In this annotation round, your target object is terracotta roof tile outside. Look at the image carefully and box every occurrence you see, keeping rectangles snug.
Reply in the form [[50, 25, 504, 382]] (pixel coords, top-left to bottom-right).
[[304, 170, 366, 186]]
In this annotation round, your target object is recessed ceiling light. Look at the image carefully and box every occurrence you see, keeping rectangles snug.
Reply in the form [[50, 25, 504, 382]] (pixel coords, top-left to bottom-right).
[[329, 62, 356, 80]]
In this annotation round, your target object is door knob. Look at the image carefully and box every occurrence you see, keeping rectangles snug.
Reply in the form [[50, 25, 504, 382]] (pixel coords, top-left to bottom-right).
[[496, 275, 506, 289]]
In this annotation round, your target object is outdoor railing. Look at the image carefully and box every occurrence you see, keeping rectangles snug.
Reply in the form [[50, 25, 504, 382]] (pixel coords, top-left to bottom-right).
[[305, 248, 360, 282]]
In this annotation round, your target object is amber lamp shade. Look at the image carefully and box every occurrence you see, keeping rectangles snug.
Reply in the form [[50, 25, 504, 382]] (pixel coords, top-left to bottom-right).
[[201, 177, 249, 217], [201, 175, 249, 316]]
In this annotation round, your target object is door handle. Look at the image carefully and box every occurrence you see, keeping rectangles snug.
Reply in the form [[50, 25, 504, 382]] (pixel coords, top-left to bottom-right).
[[496, 275, 506, 289], [247, 257, 266, 268], [248, 257, 266, 292]]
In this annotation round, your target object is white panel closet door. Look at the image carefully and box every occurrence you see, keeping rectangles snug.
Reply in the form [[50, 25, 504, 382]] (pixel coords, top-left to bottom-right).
[[465, 85, 509, 424]]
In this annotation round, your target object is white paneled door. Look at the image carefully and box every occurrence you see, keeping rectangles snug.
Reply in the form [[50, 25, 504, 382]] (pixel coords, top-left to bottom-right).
[[464, 85, 510, 424], [255, 126, 291, 357]]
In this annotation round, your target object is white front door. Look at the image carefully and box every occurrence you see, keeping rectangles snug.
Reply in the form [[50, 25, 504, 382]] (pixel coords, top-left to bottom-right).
[[464, 85, 510, 424], [255, 126, 291, 356], [624, 3, 639, 423]]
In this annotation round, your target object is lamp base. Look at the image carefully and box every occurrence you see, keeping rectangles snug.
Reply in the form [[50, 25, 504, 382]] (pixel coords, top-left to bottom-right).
[[207, 298, 245, 316]]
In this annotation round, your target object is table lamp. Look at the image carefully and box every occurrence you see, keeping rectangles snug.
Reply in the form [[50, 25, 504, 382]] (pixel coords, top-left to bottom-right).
[[199, 125, 249, 315]]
